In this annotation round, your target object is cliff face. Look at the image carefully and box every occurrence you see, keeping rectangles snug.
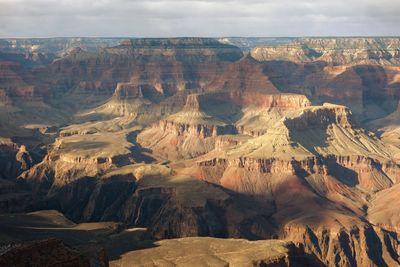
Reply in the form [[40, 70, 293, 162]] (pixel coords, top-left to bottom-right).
[[1, 37, 399, 121], [284, 103, 352, 129], [250, 38, 400, 119], [113, 82, 144, 100], [36, 38, 243, 101], [105, 38, 243, 61], [2, 37, 400, 267], [194, 158, 400, 266], [0, 141, 32, 180], [0, 61, 38, 101], [251, 37, 400, 66], [185, 100, 400, 266], [137, 92, 236, 160], [251, 44, 322, 63]]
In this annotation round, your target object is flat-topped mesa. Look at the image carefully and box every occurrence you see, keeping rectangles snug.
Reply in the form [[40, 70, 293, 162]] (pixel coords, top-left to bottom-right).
[[184, 91, 311, 111], [182, 92, 227, 111], [251, 37, 400, 65], [153, 92, 236, 138], [284, 103, 352, 130], [299, 38, 400, 64], [104, 38, 244, 62], [157, 120, 235, 139], [113, 237, 317, 267], [230, 91, 312, 110], [136, 92, 237, 160], [113, 82, 144, 100], [250, 44, 322, 63]]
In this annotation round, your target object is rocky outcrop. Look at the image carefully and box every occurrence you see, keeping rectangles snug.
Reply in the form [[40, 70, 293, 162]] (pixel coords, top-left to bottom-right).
[[230, 91, 311, 109], [197, 152, 397, 193], [0, 238, 91, 267], [138, 92, 311, 157], [157, 120, 235, 139], [282, 224, 400, 267], [18, 131, 140, 195], [193, 154, 400, 265], [137, 92, 237, 159], [0, 141, 33, 180], [113, 82, 144, 100], [0, 140, 34, 213], [110, 237, 322, 267], [284, 103, 352, 129]]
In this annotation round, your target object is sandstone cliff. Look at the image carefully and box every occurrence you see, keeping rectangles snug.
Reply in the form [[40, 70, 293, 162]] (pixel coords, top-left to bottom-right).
[[2, 38, 400, 267], [251, 37, 400, 66]]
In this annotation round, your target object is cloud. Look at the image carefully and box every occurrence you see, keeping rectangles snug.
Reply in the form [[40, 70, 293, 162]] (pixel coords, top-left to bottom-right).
[[0, 0, 399, 37]]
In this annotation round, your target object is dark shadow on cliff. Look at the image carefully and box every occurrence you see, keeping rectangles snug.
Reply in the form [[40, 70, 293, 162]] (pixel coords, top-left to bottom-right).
[[126, 131, 156, 163], [29, 174, 137, 223], [262, 60, 399, 123], [286, 125, 359, 187], [262, 60, 327, 97], [0, 211, 159, 265], [364, 226, 388, 267]]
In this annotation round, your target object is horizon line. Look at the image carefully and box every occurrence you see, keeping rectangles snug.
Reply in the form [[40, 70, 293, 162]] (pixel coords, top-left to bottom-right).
[[1, 35, 400, 40]]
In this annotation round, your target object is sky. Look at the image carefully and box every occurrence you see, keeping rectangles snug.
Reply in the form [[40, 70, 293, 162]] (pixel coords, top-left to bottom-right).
[[0, 0, 399, 38]]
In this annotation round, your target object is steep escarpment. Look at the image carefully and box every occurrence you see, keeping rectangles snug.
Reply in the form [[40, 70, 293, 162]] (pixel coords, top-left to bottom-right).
[[137, 92, 313, 159], [0, 139, 33, 180], [262, 61, 400, 120], [252, 38, 400, 119], [3, 37, 400, 267], [196, 101, 399, 190], [38, 38, 243, 101], [284, 103, 352, 129], [21, 164, 276, 242], [188, 100, 400, 265], [137, 92, 237, 160], [251, 37, 400, 66], [0, 61, 38, 102], [0, 139, 34, 213], [105, 38, 243, 61], [18, 129, 143, 196], [0, 209, 319, 267]]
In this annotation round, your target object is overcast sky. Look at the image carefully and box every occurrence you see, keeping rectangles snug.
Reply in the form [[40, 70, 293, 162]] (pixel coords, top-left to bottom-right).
[[0, 0, 399, 38]]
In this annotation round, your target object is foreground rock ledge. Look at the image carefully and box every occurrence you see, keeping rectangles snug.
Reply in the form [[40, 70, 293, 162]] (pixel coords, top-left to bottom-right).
[[110, 237, 321, 267]]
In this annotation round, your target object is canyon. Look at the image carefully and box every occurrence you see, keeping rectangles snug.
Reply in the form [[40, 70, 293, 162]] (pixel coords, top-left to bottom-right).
[[1, 37, 400, 266]]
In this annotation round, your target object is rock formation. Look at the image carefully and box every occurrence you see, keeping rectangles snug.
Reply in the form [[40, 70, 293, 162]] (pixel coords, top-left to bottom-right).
[[1, 37, 400, 266], [251, 37, 400, 66], [0, 239, 92, 267], [110, 237, 321, 267]]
